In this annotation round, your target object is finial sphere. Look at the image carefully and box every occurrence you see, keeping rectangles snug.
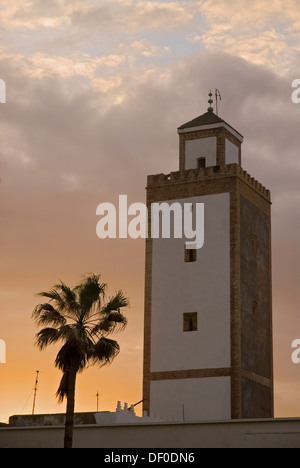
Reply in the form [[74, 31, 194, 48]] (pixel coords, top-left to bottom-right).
[[207, 91, 214, 113]]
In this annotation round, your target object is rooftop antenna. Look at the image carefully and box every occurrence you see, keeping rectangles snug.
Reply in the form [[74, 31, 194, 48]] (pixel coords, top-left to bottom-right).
[[32, 370, 40, 415], [96, 391, 99, 412], [215, 89, 222, 116]]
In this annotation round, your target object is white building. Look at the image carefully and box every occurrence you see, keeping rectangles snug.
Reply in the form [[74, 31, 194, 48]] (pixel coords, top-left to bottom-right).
[[143, 96, 273, 421]]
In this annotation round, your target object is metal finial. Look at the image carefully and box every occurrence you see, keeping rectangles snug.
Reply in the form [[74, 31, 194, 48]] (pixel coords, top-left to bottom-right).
[[207, 90, 214, 113], [215, 89, 221, 116]]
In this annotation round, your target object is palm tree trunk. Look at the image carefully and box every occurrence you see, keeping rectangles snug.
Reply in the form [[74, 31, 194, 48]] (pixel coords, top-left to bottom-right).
[[64, 362, 78, 449]]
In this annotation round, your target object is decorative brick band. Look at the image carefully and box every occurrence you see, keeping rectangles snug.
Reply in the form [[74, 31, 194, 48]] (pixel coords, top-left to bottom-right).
[[147, 164, 271, 201], [240, 369, 272, 389], [150, 368, 272, 388], [150, 368, 232, 381]]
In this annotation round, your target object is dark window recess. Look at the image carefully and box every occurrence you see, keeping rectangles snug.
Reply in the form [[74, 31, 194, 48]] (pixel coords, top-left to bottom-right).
[[252, 234, 258, 254], [183, 313, 198, 332], [197, 157, 206, 169], [253, 302, 258, 321], [185, 248, 197, 263]]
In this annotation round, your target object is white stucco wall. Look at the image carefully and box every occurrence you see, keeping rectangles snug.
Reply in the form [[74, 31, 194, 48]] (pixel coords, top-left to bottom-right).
[[225, 138, 239, 164], [185, 137, 217, 169], [150, 377, 231, 421], [150, 192, 231, 372], [1, 419, 300, 448]]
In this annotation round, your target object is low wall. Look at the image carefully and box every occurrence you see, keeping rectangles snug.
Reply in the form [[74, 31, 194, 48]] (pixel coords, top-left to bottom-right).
[[0, 418, 300, 448]]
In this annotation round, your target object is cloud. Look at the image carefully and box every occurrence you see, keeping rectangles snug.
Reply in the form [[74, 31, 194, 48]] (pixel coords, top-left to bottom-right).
[[69, 1, 195, 34], [122, 1, 195, 31], [0, 0, 86, 30], [1, 49, 300, 266], [124, 39, 170, 57], [197, 0, 300, 74], [26, 53, 126, 79], [1, 0, 300, 96]]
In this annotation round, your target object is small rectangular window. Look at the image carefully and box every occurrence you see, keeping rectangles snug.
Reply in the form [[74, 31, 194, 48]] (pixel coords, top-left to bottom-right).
[[252, 234, 257, 254], [184, 248, 197, 263], [253, 301, 258, 321], [197, 157, 206, 169], [183, 313, 198, 332]]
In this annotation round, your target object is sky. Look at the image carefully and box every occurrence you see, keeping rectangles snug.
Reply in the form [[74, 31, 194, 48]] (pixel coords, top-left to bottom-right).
[[1, 0, 300, 423]]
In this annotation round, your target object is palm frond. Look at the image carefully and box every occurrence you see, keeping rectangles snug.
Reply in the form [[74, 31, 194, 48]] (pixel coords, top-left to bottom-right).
[[106, 312, 128, 328], [33, 303, 67, 327], [77, 275, 107, 318], [56, 371, 69, 404], [101, 291, 129, 315], [35, 328, 61, 350], [32, 302, 52, 319], [37, 289, 68, 313], [54, 282, 80, 316], [53, 324, 93, 370], [55, 342, 82, 372], [55, 324, 80, 346], [91, 312, 127, 336], [92, 337, 120, 367]]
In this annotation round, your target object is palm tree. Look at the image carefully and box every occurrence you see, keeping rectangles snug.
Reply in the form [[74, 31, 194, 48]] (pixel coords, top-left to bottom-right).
[[32, 274, 129, 449]]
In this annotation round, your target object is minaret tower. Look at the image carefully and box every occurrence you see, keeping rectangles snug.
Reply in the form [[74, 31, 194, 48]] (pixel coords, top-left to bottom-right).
[[143, 93, 273, 421]]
